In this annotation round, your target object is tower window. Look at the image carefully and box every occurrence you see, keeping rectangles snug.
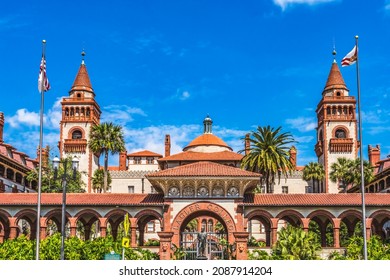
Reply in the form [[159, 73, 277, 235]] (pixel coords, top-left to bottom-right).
[[72, 130, 83, 139], [335, 129, 346, 139], [336, 91, 341, 97]]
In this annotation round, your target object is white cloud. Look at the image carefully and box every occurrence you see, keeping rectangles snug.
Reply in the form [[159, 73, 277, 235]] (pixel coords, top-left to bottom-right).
[[285, 117, 317, 132], [101, 105, 146, 125], [7, 109, 40, 128], [180, 91, 190, 100], [273, 0, 337, 10]]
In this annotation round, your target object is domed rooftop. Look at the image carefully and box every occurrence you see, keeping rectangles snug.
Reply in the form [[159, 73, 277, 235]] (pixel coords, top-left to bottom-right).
[[183, 115, 232, 152], [183, 134, 232, 151]]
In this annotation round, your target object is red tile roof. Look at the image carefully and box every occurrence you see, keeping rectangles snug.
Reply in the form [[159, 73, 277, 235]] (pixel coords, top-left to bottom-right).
[[0, 193, 164, 206], [147, 161, 260, 177], [324, 62, 347, 91], [243, 193, 390, 206], [0, 142, 37, 171], [159, 151, 243, 162], [128, 150, 163, 157], [183, 134, 232, 151], [71, 63, 93, 92]]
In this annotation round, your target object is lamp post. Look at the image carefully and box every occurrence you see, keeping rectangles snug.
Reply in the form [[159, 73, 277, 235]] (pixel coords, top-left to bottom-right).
[[52, 155, 79, 260]]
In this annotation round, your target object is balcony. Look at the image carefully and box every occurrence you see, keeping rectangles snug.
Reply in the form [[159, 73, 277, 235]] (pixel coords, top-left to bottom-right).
[[329, 138, 354, 153], [64, 139, 87, 153]]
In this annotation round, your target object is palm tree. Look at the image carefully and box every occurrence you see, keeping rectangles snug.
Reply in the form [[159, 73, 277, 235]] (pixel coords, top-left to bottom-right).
[[329, 157, 353, 192], [302, 162, 325, 193], [240, 125, 296, 193], [88, 122, 125, 193], [92, 169, 112, 193], [329, 157, 374, 192]]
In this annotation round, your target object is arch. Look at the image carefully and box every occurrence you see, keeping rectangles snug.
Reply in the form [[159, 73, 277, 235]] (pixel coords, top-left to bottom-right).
[[68, 126, 86, 139], [276, 209, 304, 227], [338, 209, 362, 220], [15, 209, 37, 224], [74, 209, 102, 223], [170, 201, 237, 246], [332, 125, 349, 139], [134, 209, 162, 224], [307, 209, 335, 224]]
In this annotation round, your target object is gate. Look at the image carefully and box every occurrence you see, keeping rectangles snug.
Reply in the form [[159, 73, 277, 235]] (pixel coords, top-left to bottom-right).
[[180, 231, 228, 260]]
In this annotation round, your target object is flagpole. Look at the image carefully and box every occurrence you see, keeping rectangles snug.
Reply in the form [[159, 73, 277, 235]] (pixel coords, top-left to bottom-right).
[[355, 35, 368, 260], [35, 39, 46, 260]]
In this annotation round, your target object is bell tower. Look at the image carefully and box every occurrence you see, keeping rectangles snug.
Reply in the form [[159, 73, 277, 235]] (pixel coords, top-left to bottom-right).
[[315, 54, 358, 193], [58, 52, 101, 192]]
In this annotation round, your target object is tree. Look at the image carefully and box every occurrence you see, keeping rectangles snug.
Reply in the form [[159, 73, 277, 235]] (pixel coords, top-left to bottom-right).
[[329, 157, 374, 192], [302, 162, 325, 193], [26, 157, 85, 193], [92, 169, 112, 193], [88, 122, 125, 193], [240, 125, 296, 193]]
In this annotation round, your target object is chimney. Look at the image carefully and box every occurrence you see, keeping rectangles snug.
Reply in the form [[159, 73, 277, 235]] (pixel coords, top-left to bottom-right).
[[119, 151, 127, 171], [36, 145, 50, 169], [368, 145, 380, 166], [245, 133, 250, 155], [289, 146, 297, 168], [165, 134, 171, 157], [0, 112, 4, 143]]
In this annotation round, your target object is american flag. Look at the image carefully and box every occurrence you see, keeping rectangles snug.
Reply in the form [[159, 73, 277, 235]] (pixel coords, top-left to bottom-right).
[[38, 56, 50, 92]]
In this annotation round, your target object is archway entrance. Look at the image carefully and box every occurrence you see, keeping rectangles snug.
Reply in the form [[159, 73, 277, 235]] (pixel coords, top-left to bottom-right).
[[170, 202, 237, 260]]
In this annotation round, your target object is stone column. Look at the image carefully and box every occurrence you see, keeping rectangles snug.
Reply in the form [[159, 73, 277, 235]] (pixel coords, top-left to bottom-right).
[[0, 224, 4, 243], [157, 231, 174, 260], [233, 232, 249, 260], [40, 217, 47, 240], [365, 218, 373, 240], [68, 217, 78, 237], [129, 218, 137, 248], [332, 218, 341, 248], [270, 218, 279, 245], [99, 218, 107, 238], [301, 218, 310, 233], [8, 217, 18, 239]]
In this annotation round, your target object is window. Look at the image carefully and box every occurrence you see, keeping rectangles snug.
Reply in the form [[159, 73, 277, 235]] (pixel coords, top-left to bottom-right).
[[282, 186, 288, 194], [128, 186, 134, 193], [72, 130, 82, 139], [305, 186, 313, 193], [6, 148, 13, 158], [134, 157, 141, 164], [146, 221, 155, 233], [335, 129, 346, 139], [146, 157, 154, 164]]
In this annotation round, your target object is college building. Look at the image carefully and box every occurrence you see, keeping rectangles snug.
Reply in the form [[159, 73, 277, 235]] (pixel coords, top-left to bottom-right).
[[0, 54, 389, 259]]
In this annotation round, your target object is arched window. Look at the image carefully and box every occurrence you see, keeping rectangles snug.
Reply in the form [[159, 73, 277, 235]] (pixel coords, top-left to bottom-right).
[[72, 130, 83, 139], [207, 220, 213, 232], [335, 129, 346, 139]]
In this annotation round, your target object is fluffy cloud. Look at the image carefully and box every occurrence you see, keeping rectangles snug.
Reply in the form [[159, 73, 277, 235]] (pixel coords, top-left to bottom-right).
[[273, 0, 337, 10], [285, 117, 317, 132], [101, 105, 146, 125], [7, 109, 40, 128]]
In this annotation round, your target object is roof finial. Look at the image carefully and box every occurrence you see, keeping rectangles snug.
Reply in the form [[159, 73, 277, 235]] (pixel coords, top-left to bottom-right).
[[81, 49, 86, 65], [203, 114, 213, 134], [332, 38, 337, 63]]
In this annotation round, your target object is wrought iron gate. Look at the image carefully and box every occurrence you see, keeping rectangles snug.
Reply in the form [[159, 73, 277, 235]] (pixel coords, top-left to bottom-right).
[[180, 232, 228, 260]]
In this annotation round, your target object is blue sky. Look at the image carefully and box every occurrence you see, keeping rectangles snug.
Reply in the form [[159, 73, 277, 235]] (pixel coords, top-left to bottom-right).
[[1, 0, 389, 166]]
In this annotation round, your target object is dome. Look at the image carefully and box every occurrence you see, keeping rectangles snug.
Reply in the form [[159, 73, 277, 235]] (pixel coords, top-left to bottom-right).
[[183, 134, 232, 152]]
